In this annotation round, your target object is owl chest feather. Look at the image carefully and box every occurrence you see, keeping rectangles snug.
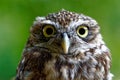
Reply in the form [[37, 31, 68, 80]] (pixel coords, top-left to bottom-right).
[[40, 53, 112, 80], [43, 58, 77, 80], [17, 45, 113, 80], [41, 56, 96, 80]]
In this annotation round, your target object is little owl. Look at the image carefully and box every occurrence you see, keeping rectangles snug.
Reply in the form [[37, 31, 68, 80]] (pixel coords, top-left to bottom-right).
[[16, 10, 113, 80]]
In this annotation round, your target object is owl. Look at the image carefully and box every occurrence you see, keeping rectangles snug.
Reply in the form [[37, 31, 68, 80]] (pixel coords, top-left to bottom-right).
[[15, 10, 113, 80]]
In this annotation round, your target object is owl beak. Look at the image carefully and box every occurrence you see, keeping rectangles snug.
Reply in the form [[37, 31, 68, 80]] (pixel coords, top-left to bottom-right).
[[61, 33, 70, 54]]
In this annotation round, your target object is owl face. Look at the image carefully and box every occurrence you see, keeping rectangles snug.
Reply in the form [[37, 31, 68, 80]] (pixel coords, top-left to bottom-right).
[[29, 10, 101, 57]]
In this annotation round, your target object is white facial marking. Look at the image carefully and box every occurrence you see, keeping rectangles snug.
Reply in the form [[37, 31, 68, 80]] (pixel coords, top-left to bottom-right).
[[22, 57, 25, 63]]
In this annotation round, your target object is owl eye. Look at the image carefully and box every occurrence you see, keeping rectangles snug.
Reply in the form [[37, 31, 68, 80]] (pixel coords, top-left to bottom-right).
[[43, 25, 55, 37], [77, 25, 88, 38]]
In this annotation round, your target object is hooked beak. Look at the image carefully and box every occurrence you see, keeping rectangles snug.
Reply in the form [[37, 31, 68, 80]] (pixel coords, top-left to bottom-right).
[[61, 33, 70, 54]]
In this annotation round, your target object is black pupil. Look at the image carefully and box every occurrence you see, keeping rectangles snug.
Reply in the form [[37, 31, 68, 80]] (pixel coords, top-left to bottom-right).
[[46, 28, 53, 35], [79, 28, 85, 35]]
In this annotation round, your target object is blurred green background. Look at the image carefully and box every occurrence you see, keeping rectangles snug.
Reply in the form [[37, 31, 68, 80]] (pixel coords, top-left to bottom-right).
[[0, 0, 120, 80]]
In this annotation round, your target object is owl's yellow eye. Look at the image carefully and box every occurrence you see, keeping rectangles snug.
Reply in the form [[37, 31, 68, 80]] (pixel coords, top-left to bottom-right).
[[43, 25, 55, 37], [77, 26, 88, 38]]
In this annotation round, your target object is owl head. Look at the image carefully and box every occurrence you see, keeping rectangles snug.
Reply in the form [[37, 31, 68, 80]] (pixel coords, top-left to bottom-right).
[[27, 10, 106, 58]]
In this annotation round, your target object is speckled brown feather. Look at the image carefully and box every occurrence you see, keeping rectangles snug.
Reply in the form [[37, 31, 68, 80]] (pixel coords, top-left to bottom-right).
[[46, 10, 80, 27]]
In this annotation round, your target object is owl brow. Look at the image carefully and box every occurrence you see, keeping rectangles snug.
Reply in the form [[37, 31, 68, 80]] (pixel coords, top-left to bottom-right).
[[76, 24, 89, 28]]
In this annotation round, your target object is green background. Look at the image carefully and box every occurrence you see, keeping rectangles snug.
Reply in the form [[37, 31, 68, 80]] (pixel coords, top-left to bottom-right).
[[0, 0, 120, 80]]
